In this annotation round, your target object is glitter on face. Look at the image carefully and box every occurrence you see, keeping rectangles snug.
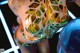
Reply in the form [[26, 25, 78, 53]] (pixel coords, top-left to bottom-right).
[[8, 0, 69, 42]]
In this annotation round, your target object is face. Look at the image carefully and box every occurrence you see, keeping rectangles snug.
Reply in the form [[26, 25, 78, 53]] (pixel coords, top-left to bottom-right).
[[8, 0, 69, 42]]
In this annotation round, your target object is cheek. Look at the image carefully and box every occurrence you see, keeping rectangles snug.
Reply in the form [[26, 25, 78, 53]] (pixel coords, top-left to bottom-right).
[[17, 6, 29, 28]]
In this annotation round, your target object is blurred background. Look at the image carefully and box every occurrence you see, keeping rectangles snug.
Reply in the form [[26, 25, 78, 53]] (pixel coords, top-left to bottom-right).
[[0, 0, 80, 53]]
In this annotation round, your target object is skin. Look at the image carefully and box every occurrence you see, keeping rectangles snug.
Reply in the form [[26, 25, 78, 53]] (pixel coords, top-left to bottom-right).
[[8, 0, 67, 53], [8, 0, 49, 53], [14, 22, 49, 53], [13, 19, 49, 53]]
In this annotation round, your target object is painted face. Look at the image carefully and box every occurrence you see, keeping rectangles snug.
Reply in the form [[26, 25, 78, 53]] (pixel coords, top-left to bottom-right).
[[8, 0, 69, 42]]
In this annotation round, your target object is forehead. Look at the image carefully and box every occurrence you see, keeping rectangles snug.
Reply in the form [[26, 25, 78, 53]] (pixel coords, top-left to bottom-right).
[[8, 0, 31, 15], [10, 0, 65, 13]]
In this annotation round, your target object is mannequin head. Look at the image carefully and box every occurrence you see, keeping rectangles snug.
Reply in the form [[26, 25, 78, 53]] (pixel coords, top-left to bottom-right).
[[8, 0, 69, 42], [57, 19, 80, 53]]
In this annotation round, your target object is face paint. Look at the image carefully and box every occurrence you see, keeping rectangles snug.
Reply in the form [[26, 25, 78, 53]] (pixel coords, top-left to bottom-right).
[[8, 0, 69, 42]]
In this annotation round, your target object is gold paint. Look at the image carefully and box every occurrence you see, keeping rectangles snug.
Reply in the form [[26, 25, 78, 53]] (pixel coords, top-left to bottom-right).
[[38, 0, 43, 2], [55, 17, 61, 23], [46, 6, 53, 17], [28, 23, 40, 34], [25, 9, 35, 15], [48, 15, 55, 24], [29, 3, 40, 8], [52, 5, 59, 11], [34, 18, 41, 24], [61, 15, 67, 22], [42, 17, 48, 27], [40, 4, 45, 12], [31, 13, 36, 22], [63, 7, 67, 14], [36, 10, 41, 16], [45, 0, 49, 7], [25, 15, 30, 20]]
